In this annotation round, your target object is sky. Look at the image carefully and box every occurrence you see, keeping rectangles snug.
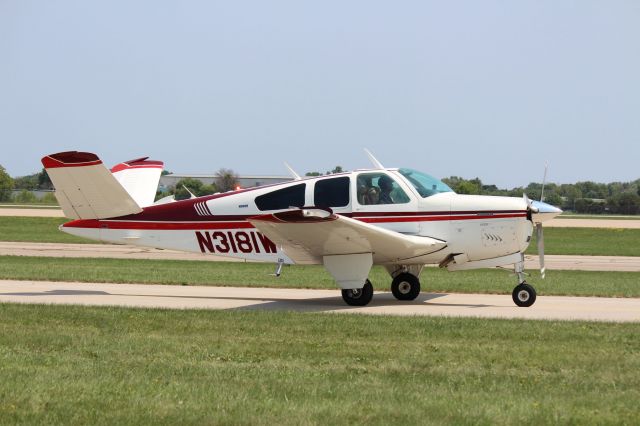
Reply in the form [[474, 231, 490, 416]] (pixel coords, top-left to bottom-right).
[[1, 1, 639, 188]]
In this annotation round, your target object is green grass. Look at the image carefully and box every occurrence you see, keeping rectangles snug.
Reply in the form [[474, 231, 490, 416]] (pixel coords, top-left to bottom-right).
[[1, 256, 639, 298], [0, 217, 88, 244], [558, 213, 640, 220], [0, 304, 638, 424], [526, 227, 640, 256], [1, 216, 639, 256]]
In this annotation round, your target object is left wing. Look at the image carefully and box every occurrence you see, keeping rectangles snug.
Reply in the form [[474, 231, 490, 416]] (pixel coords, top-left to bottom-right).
[[248, 208, 447, 265]]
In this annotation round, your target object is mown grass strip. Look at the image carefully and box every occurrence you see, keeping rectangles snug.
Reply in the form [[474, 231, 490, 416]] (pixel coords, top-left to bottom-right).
[[526, 227, 640, 256], [1, 255, 639, 298], [0, 304, 638, 425], [0, 217, 88, 244], [1, 216, 639, 256]]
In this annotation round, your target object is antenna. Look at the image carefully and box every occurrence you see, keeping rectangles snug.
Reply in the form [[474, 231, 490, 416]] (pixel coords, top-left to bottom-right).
[[364, 148, 384, 169], [284, 162, 301, 180], [182, 184, 196, 199], [540, 162, 548, 202]]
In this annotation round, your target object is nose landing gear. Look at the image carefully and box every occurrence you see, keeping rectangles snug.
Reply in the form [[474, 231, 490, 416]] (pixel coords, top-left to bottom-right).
[[512, 282, 537, 307], [512, 256, 537, 307]]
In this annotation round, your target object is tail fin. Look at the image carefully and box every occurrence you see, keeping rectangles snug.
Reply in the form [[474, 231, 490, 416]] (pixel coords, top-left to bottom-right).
[[111, 157, 163, 208], [42, 151, 142, 219]]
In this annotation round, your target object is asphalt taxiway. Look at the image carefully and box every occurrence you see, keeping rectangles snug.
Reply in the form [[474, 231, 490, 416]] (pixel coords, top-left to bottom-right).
[[1, 280, 638, 322]]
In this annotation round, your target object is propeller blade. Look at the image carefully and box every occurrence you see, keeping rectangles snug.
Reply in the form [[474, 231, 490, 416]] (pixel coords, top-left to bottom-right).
[[536, 223, 545, 279]]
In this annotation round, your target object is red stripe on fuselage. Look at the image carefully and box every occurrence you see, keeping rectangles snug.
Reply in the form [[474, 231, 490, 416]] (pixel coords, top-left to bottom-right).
[[63, 211, 527, 230]]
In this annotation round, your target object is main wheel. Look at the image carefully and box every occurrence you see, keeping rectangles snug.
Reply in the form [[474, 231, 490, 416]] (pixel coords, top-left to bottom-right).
[[341, 279, 374, 306], [512, 283, 536, 307], [391, 273, 421, 301]]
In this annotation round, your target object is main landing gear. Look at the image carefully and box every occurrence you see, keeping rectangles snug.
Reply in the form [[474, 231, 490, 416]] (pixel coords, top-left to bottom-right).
[[340, 269, 423, 306], [341, 279, 374, 306], [512, 257, 537, 307], [391, 273, 421, 301]]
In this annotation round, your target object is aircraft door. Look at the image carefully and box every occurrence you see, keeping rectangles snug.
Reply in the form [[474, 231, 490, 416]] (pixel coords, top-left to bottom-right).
[[352, 172, 419, 234]]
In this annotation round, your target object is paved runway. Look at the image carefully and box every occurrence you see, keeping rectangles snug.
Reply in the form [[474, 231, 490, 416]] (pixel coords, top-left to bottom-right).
[[1, 241, 638, 271], [1, 280, 638, 322]]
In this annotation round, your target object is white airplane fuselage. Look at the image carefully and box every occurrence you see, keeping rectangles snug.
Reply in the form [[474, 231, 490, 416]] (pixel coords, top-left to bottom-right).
[[61, 168, 540, 269]]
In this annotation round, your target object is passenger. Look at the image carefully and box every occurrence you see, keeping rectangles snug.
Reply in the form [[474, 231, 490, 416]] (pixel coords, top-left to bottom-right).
[[358, 176, 378, 205], [377, 175, 394, 204]]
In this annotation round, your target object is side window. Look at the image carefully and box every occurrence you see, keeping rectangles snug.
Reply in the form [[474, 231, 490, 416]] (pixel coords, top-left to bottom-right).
[[314, 177, 350, 208], [255, 183, 306, 211], [356, 173, 410, 205]]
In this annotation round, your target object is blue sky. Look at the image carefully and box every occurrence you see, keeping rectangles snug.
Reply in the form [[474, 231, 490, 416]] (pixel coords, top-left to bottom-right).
[[1, 1, 638, 188]]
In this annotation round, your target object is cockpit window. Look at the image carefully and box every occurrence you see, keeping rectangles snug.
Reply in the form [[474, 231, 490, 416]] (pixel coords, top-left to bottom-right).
[[398, 168, 453, 198], [356, 173, 410, 205]]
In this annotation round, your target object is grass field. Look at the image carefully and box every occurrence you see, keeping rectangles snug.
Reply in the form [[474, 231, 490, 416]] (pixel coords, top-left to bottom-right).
[[557, 213, 640, 220], [0, 304, 638, 425], [1, 255, 639, 298], [527, 227, 640, 256], [1, 216, 639, 256], [0, 217, 88, 244]]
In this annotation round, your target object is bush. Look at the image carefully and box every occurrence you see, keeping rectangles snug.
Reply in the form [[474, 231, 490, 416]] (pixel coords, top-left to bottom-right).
[[13, 190, 37, 204]]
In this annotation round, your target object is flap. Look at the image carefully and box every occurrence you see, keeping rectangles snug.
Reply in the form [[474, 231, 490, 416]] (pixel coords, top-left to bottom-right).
[[248, 208, 447, 265]]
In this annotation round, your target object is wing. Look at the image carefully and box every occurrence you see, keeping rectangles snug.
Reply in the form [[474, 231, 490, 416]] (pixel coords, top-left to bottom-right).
[[248, 208, 447, 265]]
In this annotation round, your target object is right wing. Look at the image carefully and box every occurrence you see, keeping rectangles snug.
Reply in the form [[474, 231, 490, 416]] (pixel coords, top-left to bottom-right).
[[42, 151, 143, 219], [248, 208, 447, 265]]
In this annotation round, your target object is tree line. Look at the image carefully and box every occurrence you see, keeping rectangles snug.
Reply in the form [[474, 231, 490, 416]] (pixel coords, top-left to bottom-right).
[[441, 176, 640, 215], [1, 164, 638, 214]]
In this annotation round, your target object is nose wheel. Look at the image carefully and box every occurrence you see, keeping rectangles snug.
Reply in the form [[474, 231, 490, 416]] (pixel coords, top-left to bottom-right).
[[512, 282, 536, 307]]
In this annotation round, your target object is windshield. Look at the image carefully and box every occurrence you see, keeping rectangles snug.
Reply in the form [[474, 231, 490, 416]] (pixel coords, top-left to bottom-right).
[[398, 168, 454, 198]]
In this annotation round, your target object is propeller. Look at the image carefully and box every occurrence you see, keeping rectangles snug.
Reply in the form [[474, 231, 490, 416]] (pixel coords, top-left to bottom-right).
[[523, 193, 546, 279]]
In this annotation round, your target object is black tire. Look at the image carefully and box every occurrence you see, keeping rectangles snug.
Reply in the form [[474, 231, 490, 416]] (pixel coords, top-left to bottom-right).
[[512, 283, 536, 307], [341, 280, 374, 306], [391, 273, 421, 301]]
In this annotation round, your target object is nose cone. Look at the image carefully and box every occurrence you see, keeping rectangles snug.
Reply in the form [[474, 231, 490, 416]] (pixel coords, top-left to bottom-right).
[[530, 200, 563, 223]]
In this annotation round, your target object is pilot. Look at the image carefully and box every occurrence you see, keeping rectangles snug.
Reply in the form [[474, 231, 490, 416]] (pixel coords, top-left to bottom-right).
[[377, 175, 394, 204]]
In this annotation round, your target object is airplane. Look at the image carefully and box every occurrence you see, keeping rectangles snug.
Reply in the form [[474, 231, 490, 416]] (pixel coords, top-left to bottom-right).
[[41, 150, 562, 307]]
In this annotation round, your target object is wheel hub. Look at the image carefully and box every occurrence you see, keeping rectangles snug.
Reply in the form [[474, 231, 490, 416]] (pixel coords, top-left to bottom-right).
[[398, 281, 411, 294], [517, 290, 530, 302]]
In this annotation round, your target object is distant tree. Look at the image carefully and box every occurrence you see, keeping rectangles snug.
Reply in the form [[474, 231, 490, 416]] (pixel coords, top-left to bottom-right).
[[173, 178, 217, 200], [329, 166, 344, 174], [0, 165, 13, 201], [13, 174, 38, 190], [305, 171, 321, 177], [37, 168, 53, 190], [215, 168, 239, 192], [455, 180, 480, 195], [442, 176, 481, 195], [607, 192, 640, 215], [161, 170, 171, 176]]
